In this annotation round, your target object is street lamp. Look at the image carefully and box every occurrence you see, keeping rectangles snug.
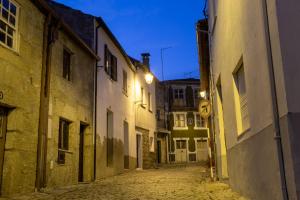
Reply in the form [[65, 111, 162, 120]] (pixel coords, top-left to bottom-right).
[[200, 90, 207, 99], [145, 72, 154, 84]]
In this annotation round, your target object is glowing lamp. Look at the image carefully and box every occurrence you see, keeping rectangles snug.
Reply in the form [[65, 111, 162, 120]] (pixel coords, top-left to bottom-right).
[[200, 90, 207, 99], [145, 73, 154, 84]]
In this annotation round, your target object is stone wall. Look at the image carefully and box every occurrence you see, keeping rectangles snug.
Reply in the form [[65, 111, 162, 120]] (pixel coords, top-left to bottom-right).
[[0, 0, 45, 195], [136, 128, 156, 169], [45, 29, 95, 188]]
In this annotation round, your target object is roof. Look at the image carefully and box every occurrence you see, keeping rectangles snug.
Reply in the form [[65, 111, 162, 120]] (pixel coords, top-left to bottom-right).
[[31, 0, 99, 60], [96, 17, 135, 71], [45, 0, 135, 71], [162, 78, 200, 85]]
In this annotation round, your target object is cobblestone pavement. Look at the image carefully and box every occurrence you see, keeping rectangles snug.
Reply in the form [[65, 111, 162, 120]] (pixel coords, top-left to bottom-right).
[[1, 165, 247, 200]]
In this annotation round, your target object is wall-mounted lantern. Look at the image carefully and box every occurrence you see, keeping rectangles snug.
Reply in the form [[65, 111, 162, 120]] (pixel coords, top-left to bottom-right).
[[145, 72, 154, 84]]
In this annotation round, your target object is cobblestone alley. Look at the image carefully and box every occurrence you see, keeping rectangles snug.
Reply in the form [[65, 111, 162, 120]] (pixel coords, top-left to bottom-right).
[[0, 165, 246, 200]]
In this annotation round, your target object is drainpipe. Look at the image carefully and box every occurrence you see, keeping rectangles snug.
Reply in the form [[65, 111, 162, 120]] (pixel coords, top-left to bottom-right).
[[36, 14, 60, 190], [262, 0, 289, 199], [93, 23, 101, 181]]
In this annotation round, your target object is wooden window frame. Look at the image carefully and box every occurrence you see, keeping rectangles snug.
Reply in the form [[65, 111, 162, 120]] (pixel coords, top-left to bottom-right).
[[0, 0, 19, 50], [57, 118, 71, 164], [104, 44, 118, 81]]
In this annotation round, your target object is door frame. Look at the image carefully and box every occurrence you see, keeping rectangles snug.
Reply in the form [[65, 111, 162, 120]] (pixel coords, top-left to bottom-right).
[[0, 107, 7, 195], [157, 139, 162, 164], [136, 132, 143, 169], [78, 123, 88, 183], [173, 137, 189, 163]]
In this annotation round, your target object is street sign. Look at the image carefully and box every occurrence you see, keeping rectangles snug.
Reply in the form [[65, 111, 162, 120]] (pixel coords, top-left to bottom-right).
[[199, 100, 211, 118]]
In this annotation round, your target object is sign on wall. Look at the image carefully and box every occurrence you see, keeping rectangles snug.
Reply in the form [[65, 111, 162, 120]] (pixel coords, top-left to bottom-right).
[[199, 100, 211, 118]]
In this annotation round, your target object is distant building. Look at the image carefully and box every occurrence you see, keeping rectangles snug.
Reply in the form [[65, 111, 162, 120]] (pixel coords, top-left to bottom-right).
[[198, 0, 300, 199], [155, 78, 209, 164]]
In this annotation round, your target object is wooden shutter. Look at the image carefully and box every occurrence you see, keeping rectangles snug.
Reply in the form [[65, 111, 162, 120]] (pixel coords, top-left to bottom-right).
[[111, 55, 118, 81]]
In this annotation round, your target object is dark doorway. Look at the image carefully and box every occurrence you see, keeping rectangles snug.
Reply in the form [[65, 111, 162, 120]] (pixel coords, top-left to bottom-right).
[[78, 124, 87, 182], [124, 121, 129, 169], [0, 107, 7, 194], [107, 110, 114, 167], [136, 134, 142, 168], [157, 140, 162, 164]]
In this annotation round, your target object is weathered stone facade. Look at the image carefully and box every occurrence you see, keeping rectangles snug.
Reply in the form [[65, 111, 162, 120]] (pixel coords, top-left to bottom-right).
[[0, 0, 45, 195], [45, 29, 96, 188]]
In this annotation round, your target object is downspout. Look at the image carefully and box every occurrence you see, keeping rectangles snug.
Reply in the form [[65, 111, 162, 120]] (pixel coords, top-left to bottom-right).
[[93, 23, 101, 181], [36, 14, 59, 190], [262, 0, 289, 199]]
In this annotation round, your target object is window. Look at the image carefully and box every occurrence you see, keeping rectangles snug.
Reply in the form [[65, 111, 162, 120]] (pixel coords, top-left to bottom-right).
[[0, 0, 18, 49], [176, 140, 186, 149], [194, 113, 205, 128], [174, 113, 186, 128], [63, 49, 72, 81], [58, 118, 70, 164], [174, 89, 184, 99], [194, 88, 200, 99], [156, 110, 161, 121], [148, 92, 152, 112], [141, 87, 145, 107], [104, 44, 117, 81], [234, 62, 250, 133], [149, 136, 154, 152], [122, 70, 127, 94]]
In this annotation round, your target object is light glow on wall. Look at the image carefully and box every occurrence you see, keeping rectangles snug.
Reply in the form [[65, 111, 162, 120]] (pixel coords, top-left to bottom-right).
[[145, 73, 154, 84]]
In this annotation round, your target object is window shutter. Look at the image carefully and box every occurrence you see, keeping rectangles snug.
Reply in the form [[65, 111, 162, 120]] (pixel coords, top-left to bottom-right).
[[104, 45, 108, 73], [111, 56, 118, 81]]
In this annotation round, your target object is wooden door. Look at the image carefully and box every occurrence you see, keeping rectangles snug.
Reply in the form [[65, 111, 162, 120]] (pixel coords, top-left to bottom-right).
[[197, 140, 208, 162], [0, 107, 7, 194], [175, 140, 187, 163]]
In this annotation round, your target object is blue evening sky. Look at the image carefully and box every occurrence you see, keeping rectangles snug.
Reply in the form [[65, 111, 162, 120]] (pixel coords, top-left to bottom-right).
[[55, 0, 205, 81]]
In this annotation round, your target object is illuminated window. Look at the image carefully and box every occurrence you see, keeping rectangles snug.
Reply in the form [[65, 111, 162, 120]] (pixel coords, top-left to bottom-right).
[[58, 118, 70, 164], [0, 0, 18, 49], [174, 113, 186, 128]]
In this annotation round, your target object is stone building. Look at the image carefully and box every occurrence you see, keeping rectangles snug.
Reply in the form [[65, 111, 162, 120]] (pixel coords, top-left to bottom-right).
[[0, 0, 98, 196], [0, 0, 45, 195], [47, 0, 157, 177], [130, 54, 157, 169], [156, 78, 209, 164], [198, 0, 300, 199]]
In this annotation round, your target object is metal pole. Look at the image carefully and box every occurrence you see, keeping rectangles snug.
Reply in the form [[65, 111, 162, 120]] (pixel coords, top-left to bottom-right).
[[262, 0, 288, 199]]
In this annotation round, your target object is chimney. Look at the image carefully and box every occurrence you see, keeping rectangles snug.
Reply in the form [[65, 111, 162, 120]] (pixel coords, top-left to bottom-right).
[[141, 53, 150, 69]]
